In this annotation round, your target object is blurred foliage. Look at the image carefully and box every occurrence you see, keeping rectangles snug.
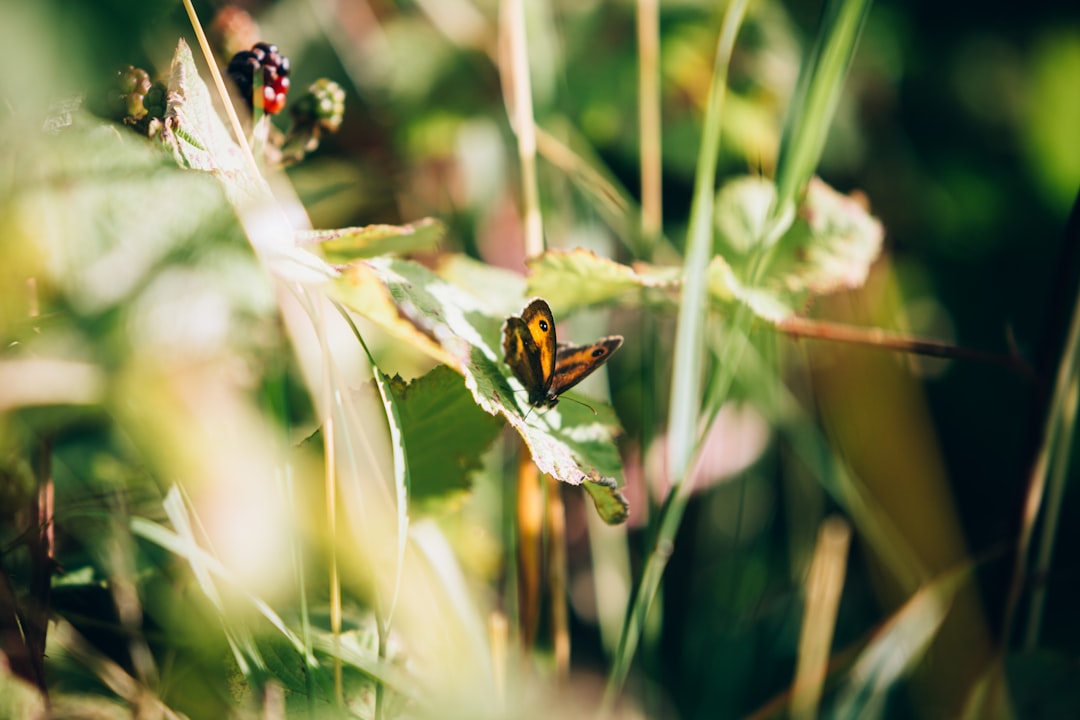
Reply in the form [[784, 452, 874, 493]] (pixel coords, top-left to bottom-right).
[[1, 0, 1079, 719]]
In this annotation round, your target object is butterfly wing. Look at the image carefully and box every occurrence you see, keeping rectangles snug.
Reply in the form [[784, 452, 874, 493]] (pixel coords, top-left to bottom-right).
[[502, 299, 558, 406], [549, 335, 623, 402]]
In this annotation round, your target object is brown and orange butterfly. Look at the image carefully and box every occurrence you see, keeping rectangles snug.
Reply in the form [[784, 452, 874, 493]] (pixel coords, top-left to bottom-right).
[[502, 298, 623, 410]]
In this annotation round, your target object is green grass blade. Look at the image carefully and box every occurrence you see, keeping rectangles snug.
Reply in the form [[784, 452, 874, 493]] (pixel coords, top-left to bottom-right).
[[606, 0, 752, 705], [666, 0, 749, 486], [372, 368, 411, 635], [771, 0, 873, 243], [1014, 192, 1080, 647]]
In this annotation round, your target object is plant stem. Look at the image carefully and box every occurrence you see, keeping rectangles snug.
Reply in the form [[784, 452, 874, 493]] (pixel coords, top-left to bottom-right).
[[604, 0, 750, 707]]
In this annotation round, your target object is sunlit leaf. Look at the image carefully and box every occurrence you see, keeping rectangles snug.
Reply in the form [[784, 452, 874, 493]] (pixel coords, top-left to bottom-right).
[[435, 253, 528, 317], [374, 366, 411, 633], [331, 256, 630, 522], [772, 177, 884, 296], [158, 39, 252, 188], [300, 217, 446, 261], [526, 247, 680, 310]]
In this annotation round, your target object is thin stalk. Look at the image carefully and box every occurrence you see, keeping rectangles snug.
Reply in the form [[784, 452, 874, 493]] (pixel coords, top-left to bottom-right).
[[516, 455, 543, 648], [502, 0, 544, 257], [604, 0, 750, 706], [1006, 222, 1080, 646], [777, 316, 1036, 381], [324, 391, 343, 705], [547, 477, 570, 680], [638, 0, 662, 253], [791, 517, 852, 720], [753, 0, 873, 283], [1014, 188, 1080, 648], [179, 0, 260, 179], [1024, 373, 1077, 646]]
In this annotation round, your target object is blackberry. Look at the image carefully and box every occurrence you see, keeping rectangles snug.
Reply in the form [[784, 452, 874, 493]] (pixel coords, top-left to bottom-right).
[[227, 42, 291, 115]]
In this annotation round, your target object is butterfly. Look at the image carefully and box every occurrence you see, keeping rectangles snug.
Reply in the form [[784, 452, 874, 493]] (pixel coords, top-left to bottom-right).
[[502, 297, 623, 410]]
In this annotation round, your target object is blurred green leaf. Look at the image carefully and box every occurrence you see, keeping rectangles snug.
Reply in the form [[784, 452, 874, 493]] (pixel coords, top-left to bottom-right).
[[710, 175, 883, 322], [0, 662, 46, 720], [522, 176, 882, 327], [708, 255, 795, 323], [773, 0, 872, 232], [300, 218, 445, 262], [1023, 31, 1080, 210], [435, 253, 528, 317], [130, 509, 312, 664], [582, 474, 630, 525], [526, 248, 680, 310]]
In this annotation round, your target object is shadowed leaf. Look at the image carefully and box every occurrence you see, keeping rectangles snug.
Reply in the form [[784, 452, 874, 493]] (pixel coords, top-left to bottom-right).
[[387, 365, 503, 508]]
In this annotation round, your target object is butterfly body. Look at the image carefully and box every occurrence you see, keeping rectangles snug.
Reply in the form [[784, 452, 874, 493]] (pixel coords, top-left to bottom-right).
[[502, 298, 622, 409]]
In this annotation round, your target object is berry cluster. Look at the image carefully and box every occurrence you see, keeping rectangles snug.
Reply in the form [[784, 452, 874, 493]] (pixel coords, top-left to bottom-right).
[[111, 65, 153, 120], [103, 65, 167, 136], [291, 79, 346, 135], [226, 42, 291, 115]]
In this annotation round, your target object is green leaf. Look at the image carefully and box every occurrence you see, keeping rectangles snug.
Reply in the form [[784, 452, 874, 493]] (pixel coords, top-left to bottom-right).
[[374, 366, 411, 632], [386, 365, 503, 508], [773, 0, 873, 227], [299, 217, 446, 261], [709, 175, 883, 323], [526, 248, 680, 310], [582, 475, 630, 525], [332, 256, 630, 523], [707, 255, 795, 324], [158, 39, 252, 187], [770, 177, 884, 296], [436, 253, 529, 318]]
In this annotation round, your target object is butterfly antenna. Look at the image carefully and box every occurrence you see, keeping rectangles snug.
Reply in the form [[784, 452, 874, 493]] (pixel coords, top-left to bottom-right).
[[562, 395, 598, 415]]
